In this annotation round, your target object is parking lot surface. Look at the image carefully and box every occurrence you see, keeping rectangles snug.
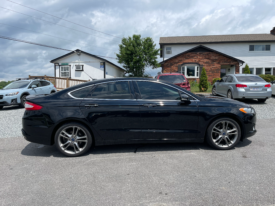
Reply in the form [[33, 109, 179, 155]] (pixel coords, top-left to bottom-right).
[[0, 97, 275, 205]]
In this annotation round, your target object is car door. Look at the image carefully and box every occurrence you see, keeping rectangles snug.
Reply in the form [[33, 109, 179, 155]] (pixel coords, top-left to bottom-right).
[[224, 75, 233, 94], [40, 81, 51, 94], [133, 80, 199, 142], [28, 81, 42, 95], [79, 80, 141, 144], [216, 76, 228, 95]]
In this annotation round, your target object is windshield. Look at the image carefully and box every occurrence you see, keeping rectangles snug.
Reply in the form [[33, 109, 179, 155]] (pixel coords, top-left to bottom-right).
[[235, 76, 265, 82], [159, 75, 186, 84], [3, 81, 30, 89]]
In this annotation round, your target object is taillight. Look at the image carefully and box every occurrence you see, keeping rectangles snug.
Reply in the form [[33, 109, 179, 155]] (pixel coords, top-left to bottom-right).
[[235, 84, 247, 88], [265, 84, 271, 88], [25, 102, 43, 111]]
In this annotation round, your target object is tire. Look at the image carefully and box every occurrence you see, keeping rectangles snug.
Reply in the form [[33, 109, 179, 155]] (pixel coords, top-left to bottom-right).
[[258, 99, 266, 103], [55, 122, 93, 157], [51, 91, 56, 94], [0, 106, 3, 110], [206, 118, 241, 150], [212, 86, 217, 96], [20, 95, 28, 108], [227, 90, 233, 99]]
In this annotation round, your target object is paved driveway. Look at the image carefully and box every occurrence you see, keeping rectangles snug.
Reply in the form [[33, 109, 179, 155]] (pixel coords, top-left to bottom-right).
[[0, 97, 275, 205]]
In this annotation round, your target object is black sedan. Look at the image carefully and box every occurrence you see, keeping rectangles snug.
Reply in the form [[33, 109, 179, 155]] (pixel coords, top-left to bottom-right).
[[22, 78, 256, 157]]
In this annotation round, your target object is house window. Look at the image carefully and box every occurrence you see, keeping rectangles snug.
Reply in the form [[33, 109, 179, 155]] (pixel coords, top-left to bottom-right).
[[75, 65, 83, 71], [60, 66, 70, 78], [249, 45, 270, 51], [181, 65, 199, 78], [256, 68, 263, 75], [249, 68, 254, 74], [265, 68, 272, 75], [166, 47, 172, 54]]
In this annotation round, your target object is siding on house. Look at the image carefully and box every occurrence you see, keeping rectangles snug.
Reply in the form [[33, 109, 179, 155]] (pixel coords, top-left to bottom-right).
[[162, 42, 275, 74]]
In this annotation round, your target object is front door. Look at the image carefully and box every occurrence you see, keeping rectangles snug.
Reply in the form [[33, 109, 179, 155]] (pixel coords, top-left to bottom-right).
[[80, 81, 140, 144], [133, 81, 199, 142]]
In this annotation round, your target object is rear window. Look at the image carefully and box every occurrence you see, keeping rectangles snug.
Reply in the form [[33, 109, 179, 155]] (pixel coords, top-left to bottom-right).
[[159, 75, 186, 84], [235, 76, 265, 82]]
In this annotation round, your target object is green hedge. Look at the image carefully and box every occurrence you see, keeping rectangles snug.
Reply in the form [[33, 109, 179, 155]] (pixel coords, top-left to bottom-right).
[[259, 74, 275, 82], [212, 78, 221, 85]]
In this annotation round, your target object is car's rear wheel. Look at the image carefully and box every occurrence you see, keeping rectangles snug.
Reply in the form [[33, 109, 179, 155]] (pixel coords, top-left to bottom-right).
[[212, 86, 217, 96], [206, 118, 241, 150], [55, 122, 92, 157], [51, 91, 56, 94], [227, 90, 233, 99], [258, 99, 266, 103], [20, 95, 28, 108]]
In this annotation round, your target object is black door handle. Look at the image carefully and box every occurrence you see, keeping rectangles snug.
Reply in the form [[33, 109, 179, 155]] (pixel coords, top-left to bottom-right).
[[143, 104, 158, 107], [85, 104, 98, 107]]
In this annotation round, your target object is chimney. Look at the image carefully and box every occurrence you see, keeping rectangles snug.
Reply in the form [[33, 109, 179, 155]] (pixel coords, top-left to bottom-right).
[[271, 27, 275, 35]]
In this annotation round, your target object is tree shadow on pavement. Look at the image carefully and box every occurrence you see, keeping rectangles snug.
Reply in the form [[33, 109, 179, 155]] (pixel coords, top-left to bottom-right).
[[21, 139, 252, 158]]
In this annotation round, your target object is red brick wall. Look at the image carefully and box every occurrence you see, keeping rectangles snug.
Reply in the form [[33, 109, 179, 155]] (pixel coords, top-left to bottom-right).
[[162, 52, 240, 83]]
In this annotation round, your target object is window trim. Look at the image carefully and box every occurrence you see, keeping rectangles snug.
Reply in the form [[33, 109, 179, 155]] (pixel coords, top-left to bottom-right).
[[166, 47, 172, 54], [181, 65, 200, 78], [68, 80, 199, 101], [249, 44, 271, 52], [60, 65, 71, 78]]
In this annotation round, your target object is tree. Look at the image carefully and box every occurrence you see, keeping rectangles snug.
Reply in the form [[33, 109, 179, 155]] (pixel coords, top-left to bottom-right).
[[199, 68, 208, 92], [243, 64, 250, 74], [116, 35, 160, 77]]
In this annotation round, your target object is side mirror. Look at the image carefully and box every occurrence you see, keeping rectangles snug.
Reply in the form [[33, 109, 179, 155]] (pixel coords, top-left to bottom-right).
[[31, 85, 37, 89], [180, 94, 191, 102]]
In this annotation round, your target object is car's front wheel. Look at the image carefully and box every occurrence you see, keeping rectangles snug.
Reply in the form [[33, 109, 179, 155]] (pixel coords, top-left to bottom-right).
[[206, 118, 241, 150], [212, 86, 217, 96], [20, 95, 28, 108], [55, 122, 93, 157]]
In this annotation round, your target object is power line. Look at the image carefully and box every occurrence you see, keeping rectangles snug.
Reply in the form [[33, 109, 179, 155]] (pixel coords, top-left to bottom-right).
[[0, 6, 116, 41], [6, 0, 122, 39], [0, 35, 117, 59], [0, 22, 117, 51]]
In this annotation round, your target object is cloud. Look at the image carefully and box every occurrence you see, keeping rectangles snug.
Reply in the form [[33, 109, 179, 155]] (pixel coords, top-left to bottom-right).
[[0, 0, 275, 80]]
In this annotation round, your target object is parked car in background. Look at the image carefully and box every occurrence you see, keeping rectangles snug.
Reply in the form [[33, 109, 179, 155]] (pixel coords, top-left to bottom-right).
[[0, 79, 57, 109], [212, 74, 272, 103], [22, 78, 256, 157], [157, 73, 190, 91], [271, 81, 275, 96]]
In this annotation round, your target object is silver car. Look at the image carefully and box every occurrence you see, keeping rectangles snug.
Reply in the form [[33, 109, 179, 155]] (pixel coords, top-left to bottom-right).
[[212, 74, 272, 103]]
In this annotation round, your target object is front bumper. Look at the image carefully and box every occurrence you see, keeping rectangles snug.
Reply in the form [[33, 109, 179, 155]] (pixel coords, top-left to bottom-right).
[[242, 112, 257, 140], [0, 95, 20, 106]]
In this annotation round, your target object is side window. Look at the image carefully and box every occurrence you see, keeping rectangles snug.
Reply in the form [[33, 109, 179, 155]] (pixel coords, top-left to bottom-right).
[[91, 81, 132, 99], [40, 81, 50, 86], [136, 81, 180, 100], [29, 81, 41, 88], [221, 76, 228, 82], [226, 76, 233, 82], [70, 87, 92, 98]]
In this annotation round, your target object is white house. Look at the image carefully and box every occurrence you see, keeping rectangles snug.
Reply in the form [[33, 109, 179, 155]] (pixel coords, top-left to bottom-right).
[[159, 27, 275, 82], [50, 49, 125, 80]]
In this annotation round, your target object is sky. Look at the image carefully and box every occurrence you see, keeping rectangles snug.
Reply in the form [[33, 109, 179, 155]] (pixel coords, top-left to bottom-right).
[[0, 0, 275, 81]]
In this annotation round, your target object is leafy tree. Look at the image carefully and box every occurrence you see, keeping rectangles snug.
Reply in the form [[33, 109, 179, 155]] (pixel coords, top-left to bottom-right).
[[199, 68, 208, 92], [116, 34, 160, 77], [243, 64, 250, 74], [0, 81, 12, 89]]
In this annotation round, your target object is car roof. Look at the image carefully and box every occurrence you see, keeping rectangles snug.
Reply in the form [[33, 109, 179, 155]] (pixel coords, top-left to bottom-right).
[[158, 73, 183, 76]]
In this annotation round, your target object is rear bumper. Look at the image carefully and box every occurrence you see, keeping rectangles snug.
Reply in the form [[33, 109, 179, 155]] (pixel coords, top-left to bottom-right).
[[234, 90, 272, 99]]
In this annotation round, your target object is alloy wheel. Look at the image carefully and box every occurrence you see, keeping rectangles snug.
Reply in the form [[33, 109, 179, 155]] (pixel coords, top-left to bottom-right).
[[227, 91, 232, 99], [211, 121, 238, 148], [212, 87, 217, 96], [58, 126, 88, 155]]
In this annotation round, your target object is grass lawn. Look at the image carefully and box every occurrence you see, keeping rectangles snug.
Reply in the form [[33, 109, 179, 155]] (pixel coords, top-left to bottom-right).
[[190, 84, 213, 93]]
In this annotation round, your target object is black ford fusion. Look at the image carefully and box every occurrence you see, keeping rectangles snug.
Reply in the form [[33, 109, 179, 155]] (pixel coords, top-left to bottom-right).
[[22, 78, 256, 157]]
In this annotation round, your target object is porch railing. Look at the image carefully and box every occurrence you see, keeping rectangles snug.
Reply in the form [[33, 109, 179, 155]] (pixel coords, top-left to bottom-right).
[[28, 75, 88, 90]]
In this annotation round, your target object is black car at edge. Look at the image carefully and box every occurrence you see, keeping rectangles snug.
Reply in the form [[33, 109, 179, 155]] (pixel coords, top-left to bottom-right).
[[22, 78, 256, 157]]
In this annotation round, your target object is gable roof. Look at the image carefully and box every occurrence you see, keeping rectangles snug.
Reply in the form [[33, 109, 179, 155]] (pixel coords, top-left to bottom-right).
[[159, 45, 245, 64], [160, 33, 275, 45], [50, 49, 125, 71]]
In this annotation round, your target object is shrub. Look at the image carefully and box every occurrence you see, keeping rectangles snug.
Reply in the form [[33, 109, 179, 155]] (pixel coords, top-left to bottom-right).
[[212, 78, 221, 85], [243, 64, 250, 74], [259, 74, 275, 82], [199, 67, 208, 92]]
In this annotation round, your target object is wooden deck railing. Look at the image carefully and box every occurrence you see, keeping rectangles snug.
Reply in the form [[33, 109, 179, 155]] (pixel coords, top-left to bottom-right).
[[28, 75, 88, 90]]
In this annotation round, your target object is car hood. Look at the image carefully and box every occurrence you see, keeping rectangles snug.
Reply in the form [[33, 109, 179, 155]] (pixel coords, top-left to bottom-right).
[[199, 95, 250, 108], [0, 89, 21, 95]]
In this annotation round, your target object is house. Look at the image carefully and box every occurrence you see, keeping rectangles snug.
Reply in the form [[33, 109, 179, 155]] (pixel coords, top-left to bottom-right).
[[50, 49, 125, 80], [159, 27, 275, 82]]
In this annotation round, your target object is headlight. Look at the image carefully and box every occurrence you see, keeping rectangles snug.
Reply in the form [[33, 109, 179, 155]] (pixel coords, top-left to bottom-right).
[[239, 107, 255, 114], [5, 92, 19, 96]]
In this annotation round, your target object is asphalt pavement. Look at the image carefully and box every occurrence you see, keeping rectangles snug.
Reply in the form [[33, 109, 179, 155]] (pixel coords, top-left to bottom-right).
[[1, 99, 275, 205]]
